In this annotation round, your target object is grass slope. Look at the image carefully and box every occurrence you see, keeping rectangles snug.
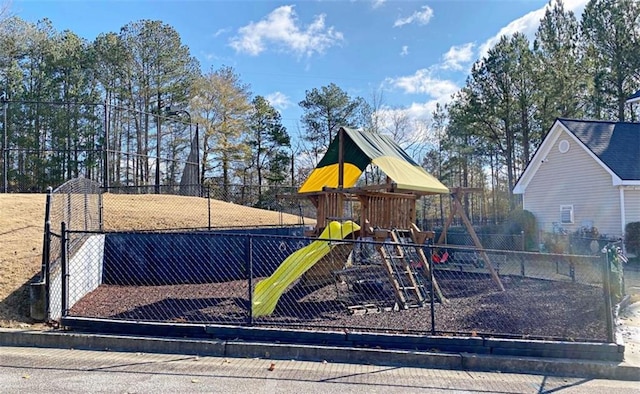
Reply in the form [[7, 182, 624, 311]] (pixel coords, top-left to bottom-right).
[[0, 193, 313, 327]]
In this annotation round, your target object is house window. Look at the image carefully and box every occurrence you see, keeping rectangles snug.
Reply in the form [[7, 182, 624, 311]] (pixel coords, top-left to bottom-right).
[[560, 205, 574, 224], [558, 139, 570, 153]]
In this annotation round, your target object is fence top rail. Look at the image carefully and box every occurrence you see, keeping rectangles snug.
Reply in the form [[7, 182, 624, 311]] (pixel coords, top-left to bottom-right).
[[434, 243, 602, 260], [53, 177, 102, 194]]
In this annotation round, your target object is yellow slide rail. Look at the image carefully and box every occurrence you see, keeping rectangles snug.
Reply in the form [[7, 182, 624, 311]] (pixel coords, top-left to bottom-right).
[[252, 220, 360, 317]]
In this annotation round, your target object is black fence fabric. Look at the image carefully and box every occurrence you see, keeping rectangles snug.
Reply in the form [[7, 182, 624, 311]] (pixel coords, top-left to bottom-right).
[[42, 178, 102, 321], [57, 228, 617, 343], [102, 184, 316, 231]]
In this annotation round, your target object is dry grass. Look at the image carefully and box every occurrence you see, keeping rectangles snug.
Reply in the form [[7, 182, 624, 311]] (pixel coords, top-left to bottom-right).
[[101, 193, 312, 231], [0, 193, 314, 328], [0, 194, 46, 328]]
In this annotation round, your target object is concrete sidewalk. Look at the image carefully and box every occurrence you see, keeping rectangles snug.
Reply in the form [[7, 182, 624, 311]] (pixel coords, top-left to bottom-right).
[[4, 270, 640, 382], [618, 300, 640, 367], [2, 309, 640, 382]]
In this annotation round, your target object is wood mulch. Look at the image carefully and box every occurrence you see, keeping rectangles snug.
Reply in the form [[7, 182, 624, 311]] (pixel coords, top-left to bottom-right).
[[70, 274, 607, 341]]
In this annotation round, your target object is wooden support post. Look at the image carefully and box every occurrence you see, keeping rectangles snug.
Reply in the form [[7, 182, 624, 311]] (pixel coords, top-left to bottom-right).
[[437, 191, 457, 245], [451, 193, 505, 292], [410, 224, 448, 304], [338, 127, 344, 189]]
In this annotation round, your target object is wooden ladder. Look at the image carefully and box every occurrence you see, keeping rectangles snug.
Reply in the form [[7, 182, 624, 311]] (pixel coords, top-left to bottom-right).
[[375, 229, 429, 309]]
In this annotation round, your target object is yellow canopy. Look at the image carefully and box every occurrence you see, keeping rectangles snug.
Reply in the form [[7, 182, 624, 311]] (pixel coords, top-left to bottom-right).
[[298, 127, 449, 194]]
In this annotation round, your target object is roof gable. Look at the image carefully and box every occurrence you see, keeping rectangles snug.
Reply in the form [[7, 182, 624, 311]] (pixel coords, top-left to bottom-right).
[[558, 119, 640, 180], [514, 118, 640, 194]]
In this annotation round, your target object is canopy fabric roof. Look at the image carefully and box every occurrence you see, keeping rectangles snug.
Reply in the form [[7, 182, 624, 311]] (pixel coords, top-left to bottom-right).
[[298, 127, 449, 194]]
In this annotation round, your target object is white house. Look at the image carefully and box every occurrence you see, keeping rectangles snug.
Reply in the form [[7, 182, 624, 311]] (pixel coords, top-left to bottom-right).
[[513, 118, 640, 238]]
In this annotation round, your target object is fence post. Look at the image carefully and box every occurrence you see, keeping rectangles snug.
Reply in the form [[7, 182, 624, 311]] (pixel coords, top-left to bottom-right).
[[207, 185, 212, 230], [84, 192, 89, 230], [246, 235, 253, 325], [569, 262, 576, 282], [61, 221, 69, 318], [66, 192, 72, 229], [98, 192, 104, 231], [601, 250, 614, 343], [41, 187, 52, 278], [428, 244, 436, 335], [43, 220, 51, 321]]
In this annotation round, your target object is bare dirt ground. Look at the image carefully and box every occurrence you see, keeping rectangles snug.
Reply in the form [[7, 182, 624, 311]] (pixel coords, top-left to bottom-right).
[[0, 193, 312, 328]]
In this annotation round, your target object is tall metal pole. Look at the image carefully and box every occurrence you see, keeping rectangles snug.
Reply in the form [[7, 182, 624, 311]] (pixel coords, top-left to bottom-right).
[[155, 95, 161, 194], [167, 107, 199, 195], [195, 123, 201, 189], [290, 151, 294, 188], [103, 101, 110, 190], [2, 93, 8, 193]]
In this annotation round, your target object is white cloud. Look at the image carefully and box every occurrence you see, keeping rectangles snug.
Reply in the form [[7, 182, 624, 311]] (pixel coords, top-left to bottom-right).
[[229, 5, 344, 57], [265, 91, 291, 110], [400, 45, 409, 56], [371, 0, 386, 9], [372, 101, 443, 148], [213, 28, 230, 38], [378, 101, 439, 123], [394, 5, 434, 27], [442, 43, 474, 70], [563, 0, 588, 14], [377, 69, 458, 140], [477, 0, 588, 58], [387, 68, 458, 100]]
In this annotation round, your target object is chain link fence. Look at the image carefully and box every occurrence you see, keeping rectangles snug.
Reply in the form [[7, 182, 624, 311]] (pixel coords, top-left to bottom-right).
[[40, 177, 102, 321], [58, 227, 618, 342], [102, 184, 316, 231], [434, 230, 525, 251], [37, 177, 624, 343]]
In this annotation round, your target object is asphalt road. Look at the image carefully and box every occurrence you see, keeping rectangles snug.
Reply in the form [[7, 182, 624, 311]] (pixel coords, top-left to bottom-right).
[[1, 346, 638, 393]]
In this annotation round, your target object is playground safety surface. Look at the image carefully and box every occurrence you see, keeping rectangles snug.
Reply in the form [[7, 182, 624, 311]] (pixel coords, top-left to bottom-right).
[[69, 275, 608, 341]]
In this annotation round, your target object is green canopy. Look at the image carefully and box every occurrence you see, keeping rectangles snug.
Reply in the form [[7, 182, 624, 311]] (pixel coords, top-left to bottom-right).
[[298, 127, 449, 194]]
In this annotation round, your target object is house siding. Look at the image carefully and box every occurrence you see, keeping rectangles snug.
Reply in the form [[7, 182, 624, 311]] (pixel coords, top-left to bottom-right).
[[624, 190, 640, 230], [523, 129, 623, 237]]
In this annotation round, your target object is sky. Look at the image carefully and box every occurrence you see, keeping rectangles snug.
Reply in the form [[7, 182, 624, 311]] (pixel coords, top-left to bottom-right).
[[11, 0, 589, 142]]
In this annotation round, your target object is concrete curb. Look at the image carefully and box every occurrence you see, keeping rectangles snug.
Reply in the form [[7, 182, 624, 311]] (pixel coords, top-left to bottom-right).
[[1, 328, 639, 381], [60, 317, 626, 361]]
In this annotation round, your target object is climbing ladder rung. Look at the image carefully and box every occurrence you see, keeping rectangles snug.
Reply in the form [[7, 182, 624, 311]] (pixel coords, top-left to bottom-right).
[[373, 227, 446, 306], [399, 286, 426, 291], [374, 228, 433, 309]]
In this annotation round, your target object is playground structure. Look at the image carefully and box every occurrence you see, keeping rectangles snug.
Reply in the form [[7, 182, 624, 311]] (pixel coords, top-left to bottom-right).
[[436, 187, 505, 291], [251, 220, 360, 317], [252, 127, 504, 317], [253, 127, 505, 316]]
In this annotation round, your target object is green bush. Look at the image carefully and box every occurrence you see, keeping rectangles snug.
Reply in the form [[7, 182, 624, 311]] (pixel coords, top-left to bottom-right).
[[540, 232, 569, 254], [625, 222, 640, 255], [502, 209, 538, 251]]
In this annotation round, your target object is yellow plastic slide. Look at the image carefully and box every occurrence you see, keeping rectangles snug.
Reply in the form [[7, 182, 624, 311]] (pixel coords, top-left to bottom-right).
[[252, 220, 360, 317]]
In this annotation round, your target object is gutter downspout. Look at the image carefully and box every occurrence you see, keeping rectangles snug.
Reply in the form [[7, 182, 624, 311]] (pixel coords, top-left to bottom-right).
[[619, 186, 626, 238]]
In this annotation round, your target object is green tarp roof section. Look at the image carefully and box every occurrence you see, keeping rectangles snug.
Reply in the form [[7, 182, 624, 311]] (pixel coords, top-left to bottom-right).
[[342, 127, 420, 165], [316, 128, 370, 171], [343, 127, 449, 194], [302, 127, 449, 194]]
